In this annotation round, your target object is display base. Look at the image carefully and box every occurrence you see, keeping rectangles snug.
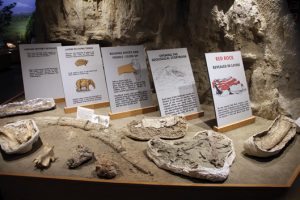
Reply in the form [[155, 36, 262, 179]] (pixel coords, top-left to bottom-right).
[[213, 116, 256, 133], [184, 111, 204, 121], [54, 98, 65, 103], [64, 102, 110, 114], [109, 105, 158, 120]]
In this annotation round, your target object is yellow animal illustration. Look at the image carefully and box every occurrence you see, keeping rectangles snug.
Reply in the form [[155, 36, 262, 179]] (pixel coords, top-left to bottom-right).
[[76, 79, 95, 91], [75, 59, 88, 67]]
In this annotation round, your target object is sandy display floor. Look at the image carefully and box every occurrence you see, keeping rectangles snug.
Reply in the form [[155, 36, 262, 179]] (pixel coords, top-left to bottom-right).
[[0, 103, 299, 186]]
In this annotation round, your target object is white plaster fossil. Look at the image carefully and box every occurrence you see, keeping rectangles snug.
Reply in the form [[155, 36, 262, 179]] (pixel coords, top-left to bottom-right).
[[127, 116, 188, 141], [0, 119, 39, 154], [33, 145, 56, 169], [0, 98, 56, 118], [244, 115, 297, 157], [147, 130, 235, 182]]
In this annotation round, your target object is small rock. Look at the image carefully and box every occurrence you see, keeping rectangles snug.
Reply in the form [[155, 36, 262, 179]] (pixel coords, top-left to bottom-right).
[[95, 157, 118, 179]]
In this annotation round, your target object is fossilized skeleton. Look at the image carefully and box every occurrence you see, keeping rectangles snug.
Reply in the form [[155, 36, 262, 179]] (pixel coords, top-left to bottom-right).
[[34, 145, 56, 169], [76, 79, 95, 91]]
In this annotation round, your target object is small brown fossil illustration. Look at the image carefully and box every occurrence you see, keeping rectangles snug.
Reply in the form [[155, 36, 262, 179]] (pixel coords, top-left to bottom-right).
[[75, 59, 88, 67], [76, 79, 95, 91]]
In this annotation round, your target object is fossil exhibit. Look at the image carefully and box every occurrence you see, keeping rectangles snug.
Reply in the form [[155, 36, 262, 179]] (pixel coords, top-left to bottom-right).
[[127, 116, 188, 141], [0, 119, 40, 154], [67, 145, 94, 169], [33, 145, 56, 169], [244, 115, 297, 157], [95, 156, 119, 179], [147, 130, 235, 182], [75, 59, 88, 66], [0, 98, 56, 118]]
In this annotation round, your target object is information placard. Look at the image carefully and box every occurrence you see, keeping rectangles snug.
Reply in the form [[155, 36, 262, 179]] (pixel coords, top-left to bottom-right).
[[147, 48, 202, 117], [19, 43, 64, 100], [57, 45, 109, 108], [101, 45, 153, 114], [205, 51, 252, 127]]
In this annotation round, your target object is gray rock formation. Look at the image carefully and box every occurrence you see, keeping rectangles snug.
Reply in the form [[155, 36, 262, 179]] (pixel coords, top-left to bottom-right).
[[244, 115, 297, 157], [0, 98, 56, 118], [34, 0, 300, 120], [127, 116, 187, 141], [147, 130, 235, 182], [95, 156, 118, 179], [66, 145, 94, 169], [34, 145, 56, 169], [0, 119, 40, 154]]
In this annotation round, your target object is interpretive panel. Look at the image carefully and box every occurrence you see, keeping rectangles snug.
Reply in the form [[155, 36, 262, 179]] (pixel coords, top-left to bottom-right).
[[19, 43, 64, 100], [101, 45, 153, 113], [147, 48, 201, 117], [57, 45, 108, 108], [205, 51, 252, 127]]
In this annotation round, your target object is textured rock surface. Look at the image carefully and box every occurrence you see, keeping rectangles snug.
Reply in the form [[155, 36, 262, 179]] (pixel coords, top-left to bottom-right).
[[34, 145, 56, 169], [95, 156, 118, 179], [34, 0, 300, 119], [0, 119, 39, 154], [66, 145, 94, 169], [147, 130, 235, 182], [127, 116, 187, 141], [244, 115, 297, 157], [0, 98, 56, 118]]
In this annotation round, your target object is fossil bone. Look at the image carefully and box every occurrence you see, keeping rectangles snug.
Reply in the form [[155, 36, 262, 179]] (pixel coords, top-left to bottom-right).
[[127, 116, 187, 141], [147, 130, 235, 182], [0, 119, 39, 154], [66, 145, 94, 169], [0, 98, 56, 118], [244, 115, 297, 157], [33, 145, 56, 169]]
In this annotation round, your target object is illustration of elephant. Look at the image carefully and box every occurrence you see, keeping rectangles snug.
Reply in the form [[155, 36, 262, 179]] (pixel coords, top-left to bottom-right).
[[76, 79, 95, 91]]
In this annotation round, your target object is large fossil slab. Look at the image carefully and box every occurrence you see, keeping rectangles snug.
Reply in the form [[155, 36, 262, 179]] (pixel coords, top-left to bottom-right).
[[244, 115, 297, 157], [0, 98, 56, 118], [147, 130, 235, 182], [127, 116, 187, 141], [0, 119, 40, 154]]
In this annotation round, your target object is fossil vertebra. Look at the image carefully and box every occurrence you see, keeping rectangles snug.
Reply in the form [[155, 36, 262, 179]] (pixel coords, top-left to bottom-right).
[[147, 130, 235, 182], [33, 144, 56, 169], [0, 98, 56, 118], [127, 116, 187, 141], [0, 119, 39, 154], [244, 115, 297, 157]]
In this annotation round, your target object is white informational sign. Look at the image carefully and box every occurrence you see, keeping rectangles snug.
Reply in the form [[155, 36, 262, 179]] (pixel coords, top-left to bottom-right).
[[77, 106, 110, 128], [19, 43, 64, 100], [101, 45, 153, 113], [57, 45, 109, 108], [205, 51, 252, 127], [147, 48, 202, 117]]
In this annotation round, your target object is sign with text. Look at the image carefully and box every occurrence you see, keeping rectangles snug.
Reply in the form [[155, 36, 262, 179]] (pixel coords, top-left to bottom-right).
[[101, 45, 153, 113], [57, 45, 108, 108], [147, 48, 201, 117], [19, 43, 64, 100], [205, 51, 252, 127]]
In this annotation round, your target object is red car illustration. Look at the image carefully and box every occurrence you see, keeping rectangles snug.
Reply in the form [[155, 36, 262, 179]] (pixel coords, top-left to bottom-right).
[[212, 77, 244, 95]]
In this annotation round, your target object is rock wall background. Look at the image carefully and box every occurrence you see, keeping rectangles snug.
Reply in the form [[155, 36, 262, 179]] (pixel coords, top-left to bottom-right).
[[34, 0, 300, 119]]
